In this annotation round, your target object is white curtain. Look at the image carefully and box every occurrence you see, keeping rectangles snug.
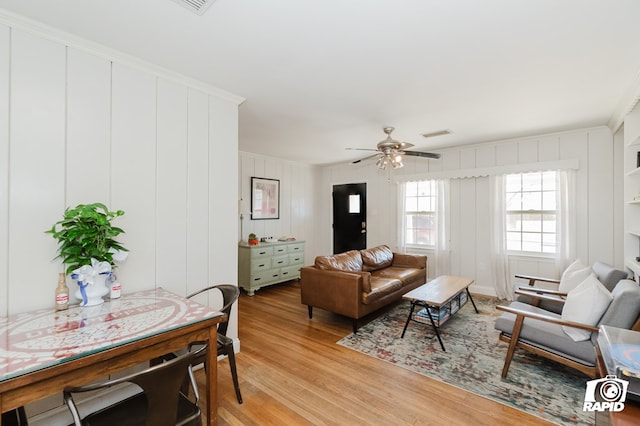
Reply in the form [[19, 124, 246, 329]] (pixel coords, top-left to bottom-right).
[[433, 179, 450, 276], [489, 174, 513, 300], [555, 169, 576, 275], [397, 179, 450, 274], [396, 182, 408, 253], [489, 170, 575, 300]]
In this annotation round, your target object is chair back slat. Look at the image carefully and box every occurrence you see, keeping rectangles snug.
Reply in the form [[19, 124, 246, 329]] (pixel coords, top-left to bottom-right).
[[129, 345, 205, 426], [64, 345, 206, 426], [187, 284, 240, 337]]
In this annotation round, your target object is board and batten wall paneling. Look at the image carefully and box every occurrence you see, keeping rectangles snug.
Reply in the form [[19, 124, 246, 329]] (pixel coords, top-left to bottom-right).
[[209, 96, 239, 338], [110, 63, 157, 292], [238, 152, 316, 264], [0, 24, 9, 317], [186, 88, 210, 296], [538, 135, 561, 162], [209, 95, 238, 285], [560, 131, 590, 264], [587, 127, 615, 266], [9, 29, 66, 314], [156, 78, 188, 296], [66, 48, 111, 206], [0, 17, 242, 341], [613, 128, 624, 268]]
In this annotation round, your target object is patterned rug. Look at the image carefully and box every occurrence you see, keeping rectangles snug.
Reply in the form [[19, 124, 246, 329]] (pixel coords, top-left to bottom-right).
[[337, 296, 592, 425]]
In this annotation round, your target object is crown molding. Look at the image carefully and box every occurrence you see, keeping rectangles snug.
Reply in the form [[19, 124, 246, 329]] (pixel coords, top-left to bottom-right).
[[0, 8, 245, 105], [608, 70, 640, 133]]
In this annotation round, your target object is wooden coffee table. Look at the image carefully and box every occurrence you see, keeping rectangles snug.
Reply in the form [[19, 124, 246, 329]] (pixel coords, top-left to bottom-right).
[[401, 275, 478, 351]]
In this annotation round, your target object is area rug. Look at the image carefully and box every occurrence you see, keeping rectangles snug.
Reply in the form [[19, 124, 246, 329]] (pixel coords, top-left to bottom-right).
[[337, 296, 592, 425]]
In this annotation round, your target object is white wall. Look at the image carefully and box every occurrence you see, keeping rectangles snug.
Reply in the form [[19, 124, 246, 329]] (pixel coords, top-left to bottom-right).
[[0, 20, 242, 323], [317, 126, 624, 296], [0, 13, 244, 423], [238, 151, 319, 265]]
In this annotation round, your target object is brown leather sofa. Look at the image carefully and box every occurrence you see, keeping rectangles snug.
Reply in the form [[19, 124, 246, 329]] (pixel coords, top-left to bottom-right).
[[300, 245, 427, 332]]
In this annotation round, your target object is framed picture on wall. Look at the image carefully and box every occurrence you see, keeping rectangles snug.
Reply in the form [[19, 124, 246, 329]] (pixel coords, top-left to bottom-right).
[[251, 177, 280, 220]]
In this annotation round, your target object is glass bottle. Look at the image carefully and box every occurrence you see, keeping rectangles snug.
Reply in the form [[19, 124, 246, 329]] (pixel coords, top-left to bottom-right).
[[110, 273, 121, 299], [55, 272, 69, 311]]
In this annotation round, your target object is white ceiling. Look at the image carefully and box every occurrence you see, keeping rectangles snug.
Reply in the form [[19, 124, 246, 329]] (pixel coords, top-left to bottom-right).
[[2, 0, 640, 165]]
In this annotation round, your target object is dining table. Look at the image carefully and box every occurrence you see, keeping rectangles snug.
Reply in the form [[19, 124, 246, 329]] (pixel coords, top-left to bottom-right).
[[0, 288, 226, 426]]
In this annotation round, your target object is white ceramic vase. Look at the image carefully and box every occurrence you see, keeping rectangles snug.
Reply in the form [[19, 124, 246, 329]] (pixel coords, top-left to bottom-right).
[[74, 273, 110, 307]]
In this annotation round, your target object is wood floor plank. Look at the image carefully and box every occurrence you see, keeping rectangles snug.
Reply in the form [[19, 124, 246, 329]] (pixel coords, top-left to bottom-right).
[[202, 281, 554, 425]]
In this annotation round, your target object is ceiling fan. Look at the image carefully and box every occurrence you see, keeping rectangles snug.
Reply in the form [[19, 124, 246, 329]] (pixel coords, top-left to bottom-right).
[[347, 127, 442, 170]]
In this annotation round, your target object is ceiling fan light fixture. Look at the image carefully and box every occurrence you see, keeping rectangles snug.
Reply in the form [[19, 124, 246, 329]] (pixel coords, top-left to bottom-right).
[[392, 154, 403, 169], [375, 154, 404, 170], [350, 126, 440, 169]]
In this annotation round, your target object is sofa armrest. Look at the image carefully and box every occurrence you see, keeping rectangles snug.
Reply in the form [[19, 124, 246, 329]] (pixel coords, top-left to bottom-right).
[[391, 253, 427, 269], [300, 266, 370, 318]]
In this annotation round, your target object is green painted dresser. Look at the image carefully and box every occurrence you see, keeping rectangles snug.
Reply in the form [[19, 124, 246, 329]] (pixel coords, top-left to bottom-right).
[[238, 241, 305, 295]]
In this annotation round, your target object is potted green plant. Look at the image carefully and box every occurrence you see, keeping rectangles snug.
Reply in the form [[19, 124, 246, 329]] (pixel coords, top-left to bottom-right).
[[46, 203, 128, 306], [248, 233, 259, 246]]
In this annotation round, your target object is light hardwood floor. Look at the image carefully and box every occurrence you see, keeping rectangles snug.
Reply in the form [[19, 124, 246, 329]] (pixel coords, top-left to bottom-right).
[[203, 281, 554, 425]]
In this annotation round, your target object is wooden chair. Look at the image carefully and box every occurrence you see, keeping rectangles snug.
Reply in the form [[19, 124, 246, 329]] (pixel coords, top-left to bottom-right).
[[63, 345, 206, 426], [495, 279, 640, 379], [514, 261, 627, 314]]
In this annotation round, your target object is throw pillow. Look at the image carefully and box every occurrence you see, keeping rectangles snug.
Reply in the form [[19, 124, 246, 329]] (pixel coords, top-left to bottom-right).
[[558, 259, 592, 293], [561, 274, 613, 342]]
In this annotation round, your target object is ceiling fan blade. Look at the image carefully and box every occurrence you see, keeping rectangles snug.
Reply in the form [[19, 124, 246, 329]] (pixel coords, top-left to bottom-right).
[[351, 153, 381, 164], [403, 151, 441, 159], [396, 141, 414, 150], [346, 148, 379, 152]]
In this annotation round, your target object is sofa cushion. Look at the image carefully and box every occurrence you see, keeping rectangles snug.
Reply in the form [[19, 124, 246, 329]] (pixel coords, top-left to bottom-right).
[[372, 266, 423, 285], [361, 245, 393, 272], [315, 250, 363, 272], [362, 276, 403, 304], [494, 302, 596, 366]]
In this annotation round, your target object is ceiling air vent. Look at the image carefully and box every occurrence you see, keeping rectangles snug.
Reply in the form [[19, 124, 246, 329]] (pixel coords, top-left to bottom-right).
[[170, 0, 217, 15], [422, 129, 452, 138]]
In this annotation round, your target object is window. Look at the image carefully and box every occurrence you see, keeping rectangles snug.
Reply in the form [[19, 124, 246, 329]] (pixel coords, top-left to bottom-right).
[[348, 194, 360, 213], [403, 180, 437, 246], [505, 171, 557, 254]]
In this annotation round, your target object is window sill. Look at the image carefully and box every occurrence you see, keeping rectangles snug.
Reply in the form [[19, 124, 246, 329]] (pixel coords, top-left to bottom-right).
[[506, 251, 556, 260]]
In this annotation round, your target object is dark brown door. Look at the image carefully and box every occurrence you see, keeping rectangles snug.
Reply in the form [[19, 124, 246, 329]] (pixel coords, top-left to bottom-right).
[[333, 183, 367, 254]]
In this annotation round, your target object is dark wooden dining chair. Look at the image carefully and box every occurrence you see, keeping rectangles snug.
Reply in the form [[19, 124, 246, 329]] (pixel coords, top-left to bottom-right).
[[184, 284, 243, 404], [63, 345, 206, 426]]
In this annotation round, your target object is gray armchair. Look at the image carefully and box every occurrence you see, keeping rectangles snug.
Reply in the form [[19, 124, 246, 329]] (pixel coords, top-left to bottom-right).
[[514, 261, 627, 314], [495, 279, 640, 378]]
